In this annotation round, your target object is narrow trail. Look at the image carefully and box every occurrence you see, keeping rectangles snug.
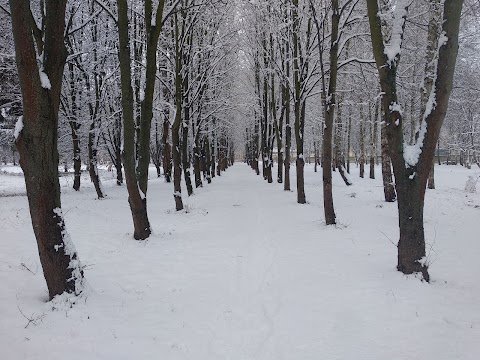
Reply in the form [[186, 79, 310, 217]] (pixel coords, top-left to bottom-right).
[[197, 165, 285, 358]]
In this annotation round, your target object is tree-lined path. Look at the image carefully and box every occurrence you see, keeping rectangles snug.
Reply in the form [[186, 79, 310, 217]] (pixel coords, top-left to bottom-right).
[[1, 0, 480, 358], [1, 163, 479, 359]]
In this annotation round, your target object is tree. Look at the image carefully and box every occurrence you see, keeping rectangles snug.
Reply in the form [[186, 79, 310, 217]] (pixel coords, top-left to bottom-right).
[[367, 0, 464, 281], [292, 0, 313, 204], [116, 0, 171, 238], [9, 0, 84, 299], [311, 0, 360, 224]]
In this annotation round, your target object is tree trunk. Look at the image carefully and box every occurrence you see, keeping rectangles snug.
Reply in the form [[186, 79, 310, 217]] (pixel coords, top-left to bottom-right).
[[318, 0, 341, 224], [396, 183, 429, 281], [194, 142, 203, 188], [113, 110, 123, 185], [283, 26, 291, 191], [284, 90, 291, 191], [369, 100, 378, 179], [204, 137, 212, 183], [347, 111, 351, 173], [71, 123, 81, 191], [266, 124, 273, 183], [295, 102, 306, 204], [211, 121, 217, 178], [162, 118, 172, 182], [151, 121, 162, 178], [117, 0, 151, 239], [115, 157, 123, 186], [88, 122, 105, 199], [380, 118, 396, 202], [172, 124, 183, 210], [322, 96, 336, 223], [136, 1, 167, 196], [334, 100, 351, 186], [359, 104, 365, 178], [10, 0, 84, 299], [172, 22, 184, 209], [292, 0, 307, 203], [182, 123, 193, 195], [67, 58, 82, 191]]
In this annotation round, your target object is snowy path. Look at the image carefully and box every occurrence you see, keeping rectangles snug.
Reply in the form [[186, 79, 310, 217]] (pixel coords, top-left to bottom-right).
[[1, 163, 480, 359]]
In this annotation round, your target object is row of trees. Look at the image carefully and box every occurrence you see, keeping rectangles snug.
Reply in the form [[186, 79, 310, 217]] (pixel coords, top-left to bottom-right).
[[1, 0, 476, 298], [241, 0, 465, 282], [4, 0, 237, 299]]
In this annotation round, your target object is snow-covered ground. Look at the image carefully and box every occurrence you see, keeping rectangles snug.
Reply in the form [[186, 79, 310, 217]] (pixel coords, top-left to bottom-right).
[[0, 163, 479, 360]]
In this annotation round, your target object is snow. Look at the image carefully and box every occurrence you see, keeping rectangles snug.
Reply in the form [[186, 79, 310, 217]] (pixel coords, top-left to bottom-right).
[[13, 116, 23, 140], [1, 163, 479, 359], [384, 0, 408, 65], [439, 31, 448, 49], [389, 102, 402, 115], [404, 142, 422, 167], [39, 70, 51, 90]]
